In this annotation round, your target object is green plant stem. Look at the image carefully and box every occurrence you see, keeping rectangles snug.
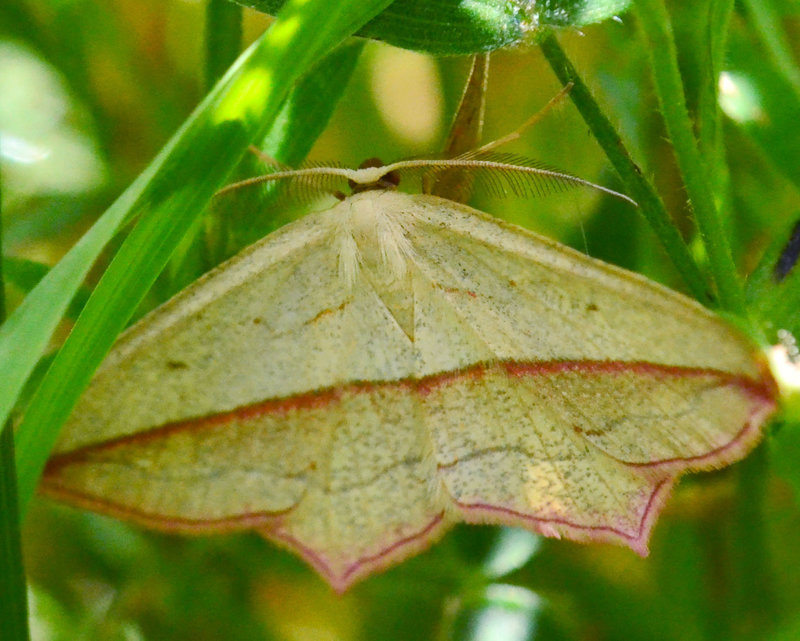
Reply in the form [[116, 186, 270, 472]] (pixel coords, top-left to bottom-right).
[[539, 32, 711, 305], [698, 0, 735, 176], [635, 0, 746, 316], [0, 173, 31, 640], [0, 426, 28, 641], [205, 0, 243, 90]]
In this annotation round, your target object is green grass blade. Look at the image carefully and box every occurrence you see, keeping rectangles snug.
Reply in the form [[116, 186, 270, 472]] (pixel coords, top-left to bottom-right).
[[635, 0, 746, 317], [0, 425, 29, 641], [11, 0, 394, 518], [0, 171, 31, 641], [205, 0, 243, 90], [217, 40, 365, 254], [697, 0, 734, 185]]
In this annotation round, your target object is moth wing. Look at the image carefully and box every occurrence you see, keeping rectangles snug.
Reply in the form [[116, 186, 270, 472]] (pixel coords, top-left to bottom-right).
[[404, 193, 773, 465], [43, 195, 450, 590], [392, 193, 774, 551], [42, 190, 776, 590], [53, 200, 418, 453]]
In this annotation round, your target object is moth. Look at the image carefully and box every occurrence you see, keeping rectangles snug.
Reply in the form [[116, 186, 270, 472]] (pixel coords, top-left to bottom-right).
[[42, 155, 777, 591]]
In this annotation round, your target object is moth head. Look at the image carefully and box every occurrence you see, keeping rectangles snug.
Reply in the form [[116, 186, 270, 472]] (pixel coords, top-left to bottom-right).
[[348, 158, 402, 194]]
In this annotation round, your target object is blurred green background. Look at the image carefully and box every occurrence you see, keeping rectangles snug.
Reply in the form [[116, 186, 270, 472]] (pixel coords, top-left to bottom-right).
[[3, 0, 800, 639]]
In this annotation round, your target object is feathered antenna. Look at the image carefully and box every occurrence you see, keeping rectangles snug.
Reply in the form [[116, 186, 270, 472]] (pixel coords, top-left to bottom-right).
[[215, 79, 636, 208], [378, 154, 637, 205], [215, 152, 636, 207], [215, 147, 349, 204]]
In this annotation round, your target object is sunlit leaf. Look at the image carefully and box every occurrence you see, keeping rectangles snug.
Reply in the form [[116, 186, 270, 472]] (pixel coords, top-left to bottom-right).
[[234, 0, 633, 54]]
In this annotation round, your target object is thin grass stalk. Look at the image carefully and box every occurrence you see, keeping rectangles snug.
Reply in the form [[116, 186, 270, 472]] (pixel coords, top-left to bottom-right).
[[539, 32, 711, 305], [635, 0, 747, 317]]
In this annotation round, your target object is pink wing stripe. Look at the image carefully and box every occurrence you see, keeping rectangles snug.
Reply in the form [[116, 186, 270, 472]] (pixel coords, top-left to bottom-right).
[[45, 358, 776, 471]]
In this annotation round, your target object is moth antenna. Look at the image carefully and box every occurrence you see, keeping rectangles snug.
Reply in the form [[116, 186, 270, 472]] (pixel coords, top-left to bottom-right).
[[214, 163, 351, 202], [426, 81, 584, 203], [385, 155, 637, 206]]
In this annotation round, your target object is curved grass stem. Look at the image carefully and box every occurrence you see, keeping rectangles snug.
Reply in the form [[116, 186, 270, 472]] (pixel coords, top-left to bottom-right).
[[539, 32, 711, 305]]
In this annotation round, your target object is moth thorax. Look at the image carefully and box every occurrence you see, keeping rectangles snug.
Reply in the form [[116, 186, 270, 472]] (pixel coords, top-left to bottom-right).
[[347, 192, 414, 283]]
